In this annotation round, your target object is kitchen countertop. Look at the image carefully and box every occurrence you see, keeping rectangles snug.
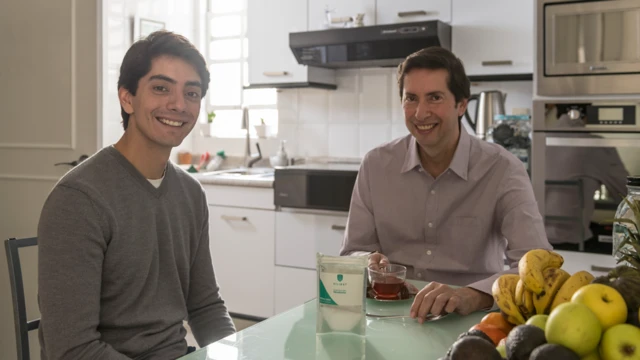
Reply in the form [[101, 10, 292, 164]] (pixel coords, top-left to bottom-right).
[[178, 280, 486, 360], [193, 172, 274, 188]]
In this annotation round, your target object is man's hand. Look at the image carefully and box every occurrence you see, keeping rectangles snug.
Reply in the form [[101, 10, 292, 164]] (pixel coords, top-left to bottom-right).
[[367, 252, 389, 270], [409, 282, 494, 324]]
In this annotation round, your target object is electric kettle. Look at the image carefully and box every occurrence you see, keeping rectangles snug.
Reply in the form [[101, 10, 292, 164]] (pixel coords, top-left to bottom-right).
[[464, 90, 507, 139]]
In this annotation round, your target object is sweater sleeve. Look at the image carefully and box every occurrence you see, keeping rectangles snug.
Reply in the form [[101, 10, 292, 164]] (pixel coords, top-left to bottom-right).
[[186, 204, 236, 347], [38, 185, 131, 360]]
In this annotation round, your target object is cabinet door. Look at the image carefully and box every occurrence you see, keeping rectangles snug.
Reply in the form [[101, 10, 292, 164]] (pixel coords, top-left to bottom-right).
[[554, 250, 617, 279], [209, 206, 275, 318], [308, 0, 376, 31], [376, 0, 451, 24], [247, 0, 309, 85], [452, 0, 533, 76], [275, 211, 347, 269], [275, 266, 317, 314]]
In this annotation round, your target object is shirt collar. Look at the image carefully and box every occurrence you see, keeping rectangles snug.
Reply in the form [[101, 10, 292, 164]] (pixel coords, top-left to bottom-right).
[[400, 128, 471, 181]]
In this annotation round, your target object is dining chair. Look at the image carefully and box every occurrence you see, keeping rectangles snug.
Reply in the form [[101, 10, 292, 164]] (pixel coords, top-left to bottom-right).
[[5, 237, 39, 360]]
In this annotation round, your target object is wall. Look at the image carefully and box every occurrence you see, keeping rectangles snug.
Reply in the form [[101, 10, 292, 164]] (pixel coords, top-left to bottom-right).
[[275, 68, 534, 159], [102, 0, 200, 161]]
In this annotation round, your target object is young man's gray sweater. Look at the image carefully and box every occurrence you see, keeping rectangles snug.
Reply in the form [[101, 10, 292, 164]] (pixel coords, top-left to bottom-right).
[[37, 146, 235, 360]]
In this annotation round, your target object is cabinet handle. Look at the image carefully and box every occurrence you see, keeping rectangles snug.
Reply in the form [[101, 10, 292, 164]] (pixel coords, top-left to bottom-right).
[[589, 65, 608, 71], [263, 71, 289, 77], [591, 265, 613, 273], [481, 60, 513, 66], [331, 225, 346, 231], [221, 215, 248, 221], [397, 10, 429, 17]]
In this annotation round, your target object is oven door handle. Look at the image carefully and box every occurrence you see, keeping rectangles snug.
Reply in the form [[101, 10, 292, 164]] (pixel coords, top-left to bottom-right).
[[545, 137, 640, 148]]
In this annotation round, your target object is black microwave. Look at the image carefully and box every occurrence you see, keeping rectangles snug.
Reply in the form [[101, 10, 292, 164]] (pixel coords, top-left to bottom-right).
[[274, 164, 359, 212]]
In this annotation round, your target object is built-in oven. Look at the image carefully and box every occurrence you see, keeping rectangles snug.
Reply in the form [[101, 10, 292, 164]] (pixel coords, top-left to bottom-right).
[[531, 97, 640, 253], [536, 0, 640, 96]]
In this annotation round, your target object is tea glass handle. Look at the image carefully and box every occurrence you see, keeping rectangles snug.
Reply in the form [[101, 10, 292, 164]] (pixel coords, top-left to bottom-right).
[[331, 225, 346, 231]]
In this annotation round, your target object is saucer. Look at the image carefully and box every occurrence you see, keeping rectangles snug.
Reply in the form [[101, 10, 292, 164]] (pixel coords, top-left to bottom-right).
[[366, 281, 419, 302]]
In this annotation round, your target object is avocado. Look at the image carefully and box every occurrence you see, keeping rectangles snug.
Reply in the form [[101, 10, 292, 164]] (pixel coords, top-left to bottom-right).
[[456, 329, 494, 345], [530, 344, 580, 360], [449, 336, 502, 360], [506, 325, 547, 360]]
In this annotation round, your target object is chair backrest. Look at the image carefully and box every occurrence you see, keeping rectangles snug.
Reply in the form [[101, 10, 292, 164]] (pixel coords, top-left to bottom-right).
[[4, 237, 39, 360]]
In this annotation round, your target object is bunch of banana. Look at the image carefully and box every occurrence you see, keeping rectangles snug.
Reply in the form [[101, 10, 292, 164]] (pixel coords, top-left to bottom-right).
[[492, 274, 526, 325], [549, 270, 595, 311], [532, 267, 570, 314], [518, 249, 564, 295]]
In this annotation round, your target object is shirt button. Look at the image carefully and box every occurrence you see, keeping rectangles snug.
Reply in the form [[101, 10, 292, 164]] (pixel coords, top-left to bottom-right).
[[430, 190, 436, 195], [428, 222, 433, 228], [416, 273, 422, 279], [426, 250, 432, 255]]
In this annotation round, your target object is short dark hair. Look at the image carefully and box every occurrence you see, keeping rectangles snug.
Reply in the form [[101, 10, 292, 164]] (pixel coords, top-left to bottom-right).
[[396, 46, 470, 104], [117, 30, 210, 130]]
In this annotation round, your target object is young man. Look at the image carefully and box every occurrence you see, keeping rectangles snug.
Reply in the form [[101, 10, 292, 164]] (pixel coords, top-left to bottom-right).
[[340, 47, 552, 323], [37, 31, 235, 360]]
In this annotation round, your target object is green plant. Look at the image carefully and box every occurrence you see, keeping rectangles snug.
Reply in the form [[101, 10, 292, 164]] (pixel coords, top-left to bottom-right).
[[609, 198, 640, 269], [207, 111, 216, 124], [260, 117, 265, 125]]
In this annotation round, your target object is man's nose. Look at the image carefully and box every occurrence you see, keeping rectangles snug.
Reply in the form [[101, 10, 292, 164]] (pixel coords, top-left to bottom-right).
[[168, 92, 187, 112], [415, 101, 432, 120]]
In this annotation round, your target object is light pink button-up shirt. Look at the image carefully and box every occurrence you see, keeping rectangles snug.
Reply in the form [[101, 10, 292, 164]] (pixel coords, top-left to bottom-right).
[[340, 129, 552, 295]]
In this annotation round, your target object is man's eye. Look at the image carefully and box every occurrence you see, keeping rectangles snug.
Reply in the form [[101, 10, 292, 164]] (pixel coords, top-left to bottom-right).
[[187, 91, 201, 99], [404, 96, 416, 102], [153, 85, 168, 92], [430, 95, 442, 101]]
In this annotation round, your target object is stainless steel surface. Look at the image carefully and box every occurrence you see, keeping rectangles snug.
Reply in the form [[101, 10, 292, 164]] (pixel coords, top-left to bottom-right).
[[464, 90, 507, 139], [546, 137, 640, 148], [397, 10, 429, 17], [536, 0, 640, 96], [220, 215, 248, 221], [242, 107, 263, 168]]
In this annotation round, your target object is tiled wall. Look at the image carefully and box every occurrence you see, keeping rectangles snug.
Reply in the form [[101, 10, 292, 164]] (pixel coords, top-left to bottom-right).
[[277, 68, 534, 158]]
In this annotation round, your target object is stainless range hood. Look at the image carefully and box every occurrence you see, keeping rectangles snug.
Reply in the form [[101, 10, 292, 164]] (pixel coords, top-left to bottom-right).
[[289, 20, 451, 69]]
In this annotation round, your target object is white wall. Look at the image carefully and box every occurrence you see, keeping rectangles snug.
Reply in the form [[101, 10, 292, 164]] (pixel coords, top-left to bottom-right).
[[102, 0, 200, 161], [273, 68, 534, 158]]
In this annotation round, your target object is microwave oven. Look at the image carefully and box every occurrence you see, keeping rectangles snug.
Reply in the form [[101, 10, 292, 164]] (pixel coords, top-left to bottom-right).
[[536, 0, 640, 96]]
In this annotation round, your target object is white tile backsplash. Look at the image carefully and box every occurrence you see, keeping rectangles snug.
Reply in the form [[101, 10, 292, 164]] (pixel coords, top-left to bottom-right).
[[276, 70, 533, 159], [328, 124, 359, 158]]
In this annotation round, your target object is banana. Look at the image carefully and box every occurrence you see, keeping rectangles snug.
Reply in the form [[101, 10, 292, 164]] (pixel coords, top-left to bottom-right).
[[523, 289, 535, 317], [519, 249, 564, 295], [492, 274, 526, 325], [550, 270, 595, 312], [514, 279, 529, 318], [532, 267, 570, 315]]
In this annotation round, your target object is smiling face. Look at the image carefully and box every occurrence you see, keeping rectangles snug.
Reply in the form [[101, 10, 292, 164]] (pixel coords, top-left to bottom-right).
[[118, 55, 202, 149], [402, 68, 468, 154]]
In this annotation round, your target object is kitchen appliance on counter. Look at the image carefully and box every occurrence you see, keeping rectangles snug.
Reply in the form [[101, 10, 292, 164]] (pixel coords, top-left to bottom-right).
[[530, 98, 640, 253], [464, 90, 507, 139], [536, 0, 640, 96], [274, 164, 359, 212], [289, 20, 450, 69]]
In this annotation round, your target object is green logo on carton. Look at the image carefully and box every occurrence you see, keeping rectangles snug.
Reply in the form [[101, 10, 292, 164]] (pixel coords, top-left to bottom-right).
[[337, 274, 343, 282]]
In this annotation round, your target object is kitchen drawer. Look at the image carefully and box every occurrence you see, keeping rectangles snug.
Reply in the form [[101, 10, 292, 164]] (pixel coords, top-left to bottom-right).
[[376, 0, 451, 24], [275, 211, 347, 269], [555, 250, 617, 278], [275, 266, 317, 314], [204, 185, 275, 210]]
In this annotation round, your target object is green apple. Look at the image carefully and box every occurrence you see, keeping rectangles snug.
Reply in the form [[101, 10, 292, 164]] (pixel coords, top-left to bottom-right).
[[571, 284, 627, 331], [599, 324, 640, 360], [582, 350, 602, 360], [526, 314, 549, 331], [496, 343, 507, 359], [545, 302, 602, 357]]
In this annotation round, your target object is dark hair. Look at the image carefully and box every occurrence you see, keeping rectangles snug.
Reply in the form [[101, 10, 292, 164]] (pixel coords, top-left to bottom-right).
[[396, 46, 470, 104], [117, 30, 210, 130]]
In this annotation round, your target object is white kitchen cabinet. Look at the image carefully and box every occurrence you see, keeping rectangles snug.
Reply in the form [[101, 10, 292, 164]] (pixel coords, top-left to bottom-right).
[[275, 266, 317, 314], [376, 0, 451, 25], [247, 0, 335, 87], [275, 211, 347, 270], [452, 0, 534, 76], [308, 0, 376, 31], [555, 250, 617, 279], [209, 205, 275, 318]]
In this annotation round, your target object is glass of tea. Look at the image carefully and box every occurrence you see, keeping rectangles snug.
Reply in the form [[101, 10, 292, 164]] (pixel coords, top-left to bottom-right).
[[367, 264, 407, 300]]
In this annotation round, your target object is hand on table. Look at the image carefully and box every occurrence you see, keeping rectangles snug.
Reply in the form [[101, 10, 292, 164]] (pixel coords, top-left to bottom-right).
[[409, 282, 494, 324], [367, 252, 389, 270]]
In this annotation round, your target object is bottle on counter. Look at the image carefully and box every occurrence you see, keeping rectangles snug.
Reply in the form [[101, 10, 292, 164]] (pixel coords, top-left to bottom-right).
[[205, 150, 226, 172], [612, 176, 640, 264]]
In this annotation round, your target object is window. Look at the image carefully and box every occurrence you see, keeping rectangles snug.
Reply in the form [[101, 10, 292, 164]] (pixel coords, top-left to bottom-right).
[[206, 0, 278, 138]]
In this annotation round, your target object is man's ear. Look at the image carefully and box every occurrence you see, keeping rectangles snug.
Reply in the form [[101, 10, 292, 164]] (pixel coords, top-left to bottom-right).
[[118, 87, 134, 115], [457, 98, 469, 117]]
